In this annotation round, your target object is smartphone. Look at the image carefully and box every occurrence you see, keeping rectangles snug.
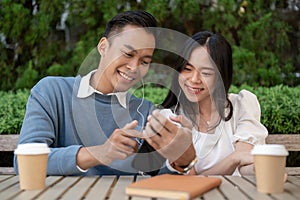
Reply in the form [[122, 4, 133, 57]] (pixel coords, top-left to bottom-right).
[[131, 140, 166, 176]]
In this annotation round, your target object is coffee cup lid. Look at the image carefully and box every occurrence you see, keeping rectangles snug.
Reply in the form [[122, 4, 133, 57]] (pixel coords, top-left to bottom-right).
[[251, 144, 289, 156], [14, 143, 50, 155]]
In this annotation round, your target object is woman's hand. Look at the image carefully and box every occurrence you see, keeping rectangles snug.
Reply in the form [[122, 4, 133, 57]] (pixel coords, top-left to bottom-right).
[[143, 110, 196, 166], [233, 141, 254, 175], [239, 164, 255, 175], [169, 114, 193, 130]]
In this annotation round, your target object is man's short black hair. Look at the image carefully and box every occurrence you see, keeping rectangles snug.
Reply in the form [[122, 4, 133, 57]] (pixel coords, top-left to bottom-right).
[[103, 10, 157, 39]]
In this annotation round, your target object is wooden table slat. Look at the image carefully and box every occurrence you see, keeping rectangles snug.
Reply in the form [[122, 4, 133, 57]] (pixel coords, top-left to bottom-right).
[[244, 176, 299, 200], [60, 177, 98, 200], [0, 176, 19, 191], [0, 182, 22, 199], [202, 187, 226, 200], [1, 175, 299, 200], [0, 175, 13, 182], [274, 182, 300, 199], [217, 176, 250, 200], [84, 176, 116, 200], [226, 176, 273, 200], [287, 176, 300, 187], [110, 176, 134, 200], [12, 176, 63, 200], [271, 191, 299, 200], [243, 175, 256, 182], [35, 176, 80, 200]]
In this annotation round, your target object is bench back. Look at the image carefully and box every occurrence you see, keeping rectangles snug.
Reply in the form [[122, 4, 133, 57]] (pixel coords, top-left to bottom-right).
[[0, 134, 299, 175], [266, 134, 300, 175], [0, 135, 19, 152], [266, 134, 300, 151]]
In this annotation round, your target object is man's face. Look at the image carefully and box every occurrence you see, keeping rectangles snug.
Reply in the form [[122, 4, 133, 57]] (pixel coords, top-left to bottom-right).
[[97, 25, 155, 93]]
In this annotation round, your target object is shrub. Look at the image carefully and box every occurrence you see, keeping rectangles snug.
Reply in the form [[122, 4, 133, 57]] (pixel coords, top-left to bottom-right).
[[0, 89, 30, 134], [0, 85, 299, 134], [230, 84, 300, 134], [131, 85, 169, 107]]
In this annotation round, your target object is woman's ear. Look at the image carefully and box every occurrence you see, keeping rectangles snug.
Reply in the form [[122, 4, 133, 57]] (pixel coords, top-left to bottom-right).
[[97, 37, 108, 56]]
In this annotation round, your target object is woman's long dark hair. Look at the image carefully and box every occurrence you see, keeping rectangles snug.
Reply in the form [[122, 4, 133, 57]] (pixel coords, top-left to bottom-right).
[[162, 31, 233, 127]]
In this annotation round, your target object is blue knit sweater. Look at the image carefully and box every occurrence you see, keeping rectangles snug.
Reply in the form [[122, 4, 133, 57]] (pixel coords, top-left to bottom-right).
[[14, 75, 155, 175]]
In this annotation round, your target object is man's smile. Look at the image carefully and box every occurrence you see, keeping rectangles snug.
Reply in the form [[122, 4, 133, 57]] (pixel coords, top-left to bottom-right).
[[118, 71, 135, 81]]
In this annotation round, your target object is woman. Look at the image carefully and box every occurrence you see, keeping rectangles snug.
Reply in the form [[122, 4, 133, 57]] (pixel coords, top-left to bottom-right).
[[144, 31, 268, 175]]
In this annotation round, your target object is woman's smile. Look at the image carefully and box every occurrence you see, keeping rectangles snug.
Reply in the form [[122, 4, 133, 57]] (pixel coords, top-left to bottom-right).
[[185, 84, 205, 95]]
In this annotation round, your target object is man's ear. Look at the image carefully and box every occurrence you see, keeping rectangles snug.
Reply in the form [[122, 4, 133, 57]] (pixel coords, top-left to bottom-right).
[[97, 37, 109, 56]]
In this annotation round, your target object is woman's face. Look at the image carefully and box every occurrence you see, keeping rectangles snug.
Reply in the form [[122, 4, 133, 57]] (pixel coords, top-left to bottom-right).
[[178, 47, 216, 103]]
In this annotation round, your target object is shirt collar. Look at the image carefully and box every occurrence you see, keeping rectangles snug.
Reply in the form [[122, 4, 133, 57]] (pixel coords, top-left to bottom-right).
[[77, 70, 127, 108]]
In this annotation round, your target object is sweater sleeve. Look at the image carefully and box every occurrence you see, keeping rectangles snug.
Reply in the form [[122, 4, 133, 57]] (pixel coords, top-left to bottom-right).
[[14, 78, 84, 175]]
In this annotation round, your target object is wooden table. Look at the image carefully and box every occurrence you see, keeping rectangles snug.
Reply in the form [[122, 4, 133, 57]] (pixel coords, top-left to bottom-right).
[[0, 175, 299, 200]]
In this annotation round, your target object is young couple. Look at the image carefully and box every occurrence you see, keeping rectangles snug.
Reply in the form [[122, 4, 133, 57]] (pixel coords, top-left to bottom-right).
[[14, 10, 267, 176]]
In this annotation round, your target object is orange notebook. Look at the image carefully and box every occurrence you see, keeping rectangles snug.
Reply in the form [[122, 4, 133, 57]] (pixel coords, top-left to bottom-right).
[[126, 174, 222, 200]]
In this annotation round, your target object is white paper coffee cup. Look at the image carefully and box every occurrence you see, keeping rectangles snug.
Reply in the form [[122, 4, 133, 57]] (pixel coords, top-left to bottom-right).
[[251, 144, 288, 194], [15, 143, 50, 190]]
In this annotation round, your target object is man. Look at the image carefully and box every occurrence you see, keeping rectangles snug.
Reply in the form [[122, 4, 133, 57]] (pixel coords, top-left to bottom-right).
[[14, 10, 196, 176], [14, 10, 155, 176]]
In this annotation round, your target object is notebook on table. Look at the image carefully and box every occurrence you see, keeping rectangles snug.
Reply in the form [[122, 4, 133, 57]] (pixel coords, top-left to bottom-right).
[[126, 174, 222, 200]]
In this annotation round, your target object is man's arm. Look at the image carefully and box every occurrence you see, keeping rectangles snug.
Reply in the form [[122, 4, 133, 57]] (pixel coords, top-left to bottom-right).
[[14, 84, 85, 175]]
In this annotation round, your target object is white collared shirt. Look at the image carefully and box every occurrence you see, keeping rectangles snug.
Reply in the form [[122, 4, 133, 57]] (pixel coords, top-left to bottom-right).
[[75, 70, 129, 173], [77, 70, 128, 108]]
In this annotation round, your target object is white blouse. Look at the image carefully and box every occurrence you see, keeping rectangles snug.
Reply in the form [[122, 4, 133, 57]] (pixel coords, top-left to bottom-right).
[[191, 90, 268, 175]]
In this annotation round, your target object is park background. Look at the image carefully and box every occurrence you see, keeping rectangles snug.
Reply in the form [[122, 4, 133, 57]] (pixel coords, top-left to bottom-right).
[[0, 0, 299, 167]]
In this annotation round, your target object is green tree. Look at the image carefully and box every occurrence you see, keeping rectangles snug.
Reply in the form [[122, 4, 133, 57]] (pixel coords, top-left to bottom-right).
[[0, 0, 298, 90], [0, 0, 67, 90]]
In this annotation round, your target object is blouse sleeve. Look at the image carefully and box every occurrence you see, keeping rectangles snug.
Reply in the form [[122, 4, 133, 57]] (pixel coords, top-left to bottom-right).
[[231, 89, 268, 145]]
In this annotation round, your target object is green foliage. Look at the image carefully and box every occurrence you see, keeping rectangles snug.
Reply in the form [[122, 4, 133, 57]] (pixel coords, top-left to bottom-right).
[[0, 0, 299, 91], [0, 89, 30, 134], [229, 84, 300, 134], [282, 63, 300, 86], [135, 84, 300, 134], [15, 60, 39, 89], [0, 85, 299, 134], [134, 84, 300, 134], [200, 0, 296, 87], [232, 46, 256, 85], [77, 48, 100, 76], [257, 85, 300, 134], [131, 85, 169, 106], [143, 0, 170, 22], [47, 63, 74, 76], [69, 41, 99, 76], [0, 1, 31, 39], [236, 11, 293, 87]]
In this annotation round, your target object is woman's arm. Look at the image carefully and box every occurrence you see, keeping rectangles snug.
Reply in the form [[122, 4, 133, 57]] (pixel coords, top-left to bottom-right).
[[235, 141, 255, 175], [189, 141, 254, 175]]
